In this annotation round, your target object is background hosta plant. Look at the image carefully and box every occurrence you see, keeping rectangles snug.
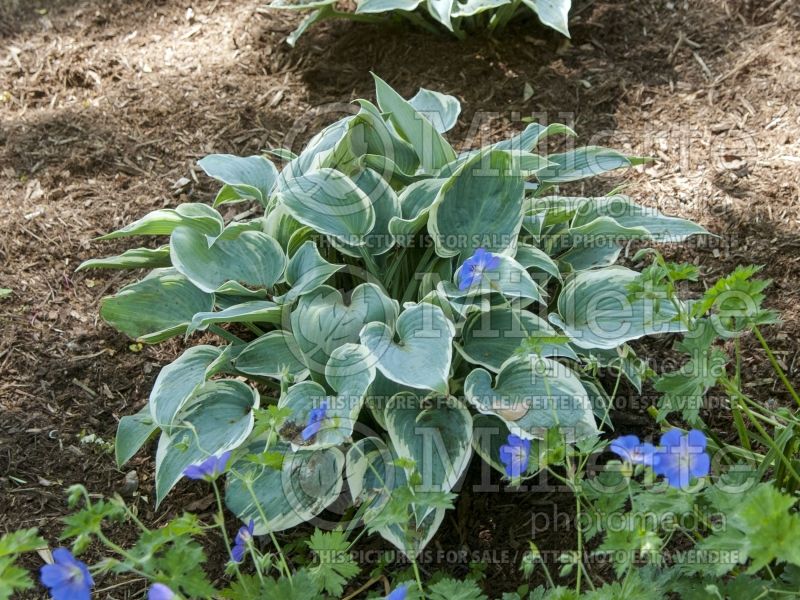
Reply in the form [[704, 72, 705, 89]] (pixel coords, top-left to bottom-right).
[[84, 74, 708, 561], [268, 0, 572, 47]]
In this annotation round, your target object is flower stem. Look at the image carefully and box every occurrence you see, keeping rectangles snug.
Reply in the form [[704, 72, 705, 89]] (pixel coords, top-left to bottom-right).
[[754, 326, 800, 408]]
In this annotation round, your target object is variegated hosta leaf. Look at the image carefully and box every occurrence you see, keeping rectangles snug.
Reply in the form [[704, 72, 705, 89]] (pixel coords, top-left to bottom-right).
[[360, 303, 455, 395], [115, 406, 157, 467], [269, 0, 337, 10], [373, 73, 456, 172], [570, 195, 709, 242], [364, 370, 416, 430], [428, 148, 524, 260], [98, 203, 224, 242], [155, 379, 259, 505], [418, 287, 503, 324], [385, 393, 473, 493], [77, 246, 171, 271], [451, 0, 509, 18], [187, 301, 283, 335], [537, 146, 642, 185], [278, 343, 376, 449], [197, 154, 278, 207], [379, 508, 446, 559], [347, 437, 446, 558], [149, 345, 223, 429], [356, 0, 422, 13], [408, 87, 461, 134], [291, 283, 399, 377], [388, 178, 446, 246], [234, 330, 309, 381], [275, 241, 343, 304], [100, 268, 214, 343], [464, 355, 598, 441], [333, 169, 400, 257], [514, 244, 561, 281], [493, 122, 576, 154], [263, 203, 305, 250], [281, 117, 353, 180], [346, 437, 406, 514], [548, 266, 687, 350], [440, 253, 543, 306], [459, 306, 577, 371], [279, 168, 376, 247], [426, 0, 454, 30], [170, 226, 286, 294], [351, 100, 419, 178], [522, 0, 571, 38], [557, 241, 622, 271], [225, 441, 344, 535]]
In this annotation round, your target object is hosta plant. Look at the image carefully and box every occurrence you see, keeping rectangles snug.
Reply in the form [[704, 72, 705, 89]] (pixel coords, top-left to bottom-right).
[[83, 74, 708, 560], [269, 0, 571, 46]]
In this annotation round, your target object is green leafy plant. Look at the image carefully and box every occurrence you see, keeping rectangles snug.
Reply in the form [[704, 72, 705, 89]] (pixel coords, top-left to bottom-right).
[[82, 74, 709, 570], [267, 0, 572, 47]]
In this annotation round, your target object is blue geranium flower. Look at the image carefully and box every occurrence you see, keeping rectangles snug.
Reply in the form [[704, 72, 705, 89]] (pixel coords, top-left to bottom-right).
[[301, 400, 329, 441], [148, 583, 175, 600], [499, 434, 531, 478], [652, 429, 710, 489], [183, 450, 232, 481], [386, 584, 409, 600], [231, 519, 255, 563], [458, 247, 501, 290], [40, 548, 93, 600], [609, 434, 657, 466]]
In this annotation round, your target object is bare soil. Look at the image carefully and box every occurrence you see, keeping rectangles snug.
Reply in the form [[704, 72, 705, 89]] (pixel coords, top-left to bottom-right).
[[1, 0, 799, 597]]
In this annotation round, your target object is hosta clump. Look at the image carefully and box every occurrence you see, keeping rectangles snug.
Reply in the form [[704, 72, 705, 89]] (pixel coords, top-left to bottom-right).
[[84, 74, 708, 559], [271, 0, 571, 46]]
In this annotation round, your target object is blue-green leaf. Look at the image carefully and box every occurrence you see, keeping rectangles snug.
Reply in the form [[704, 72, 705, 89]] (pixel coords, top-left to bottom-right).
[[155, 379, 259, 505], [115, 406, 157, 467], [100, 268, 214, 343], [275, 241, 344, 304], [464, 355, 597, 441], [428, 149, 524, 260], [549, 266, 687, 349], [373, 73, 456, 172], [170, 227, 286, 293], [279, 169, 376, 247], [77, 246, 170, 271], [360, 303, 455, 395], [197, 154, 278, 206], [235, 331, 309, 381]]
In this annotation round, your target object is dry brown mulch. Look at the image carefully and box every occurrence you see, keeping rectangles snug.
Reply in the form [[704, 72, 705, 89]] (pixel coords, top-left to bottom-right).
[[1, 0, 799, 597]]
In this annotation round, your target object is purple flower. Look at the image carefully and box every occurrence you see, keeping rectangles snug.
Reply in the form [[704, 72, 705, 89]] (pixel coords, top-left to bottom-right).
[[183, 450, 232, 481], [499, 434, 531, 478], [40, 548, 93, 600], [386, 584, 409, 600], [609, 435, 657, 467], [652, 429, 710, 489], [301, 400, 328, 441], [458, 248, 501, 290], [148, 583, 175, 600], [231, 519, 255, 563]]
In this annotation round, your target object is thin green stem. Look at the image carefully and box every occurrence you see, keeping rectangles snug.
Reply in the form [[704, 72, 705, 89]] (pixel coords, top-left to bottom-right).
[[411, 557, 425, 595], [209, 324, 246, 345], [754, 326, 800, 408], [241, 478, 293, 582], [734, 396, 800, 483], [210, 481, 248, 585]]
